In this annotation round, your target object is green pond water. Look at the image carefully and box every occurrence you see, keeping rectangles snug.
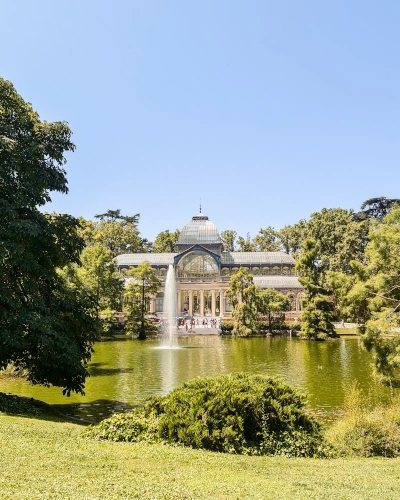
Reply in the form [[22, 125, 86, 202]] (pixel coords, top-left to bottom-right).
[[0, 336, 391, 424]]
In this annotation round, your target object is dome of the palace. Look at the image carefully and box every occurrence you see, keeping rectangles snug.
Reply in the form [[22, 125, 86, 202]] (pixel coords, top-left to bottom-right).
[[177, 213, 222, 246]]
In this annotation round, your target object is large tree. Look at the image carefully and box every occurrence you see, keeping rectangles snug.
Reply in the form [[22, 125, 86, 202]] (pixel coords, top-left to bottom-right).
[[258, 288, 289, 333], [349, 206, 400, 383], [152, 229, 180, 253], [62, 244, 124, 317], [0, 78, 97, 395], [225, 268, 259, 336], [124, 261, 161, 340], [305, 208, 368, 274], [78, 210, 150, 257], [353, 197, 400, 222], [253, 227, 280, 252], [296, 240, 337, 339], [220, 230, 237, 252]]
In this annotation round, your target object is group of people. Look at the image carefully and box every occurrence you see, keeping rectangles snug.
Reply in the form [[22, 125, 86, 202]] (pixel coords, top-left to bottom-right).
[[179, 317, 219, 332]]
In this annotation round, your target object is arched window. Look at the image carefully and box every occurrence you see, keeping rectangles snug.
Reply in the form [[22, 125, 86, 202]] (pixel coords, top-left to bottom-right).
[[288, 294, 296, 311], [221, 267, 230, 276], [159, 268, 167, 277], [251, 267, 260, 275], [176, 251, 219, 278], [282, 267, 289, 276], [272, 266, 280, 275], [262, 267, 270, 276]]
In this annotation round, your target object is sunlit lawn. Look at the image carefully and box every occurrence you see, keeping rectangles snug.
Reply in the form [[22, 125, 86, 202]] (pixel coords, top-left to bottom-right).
[[1, 413, 399, 499]]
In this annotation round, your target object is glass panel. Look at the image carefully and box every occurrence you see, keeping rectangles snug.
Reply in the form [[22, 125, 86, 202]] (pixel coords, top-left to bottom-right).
[[272, 267, 280, 275], [176, 250, 219, 278], [251, 267, 260, 275], [155, 293, 164, 313], [282, 267, 289, 276], [221, 268, 230, 276], [193, 291, 200, 315], [262, 267, 270, 276], [204, 291, 212, 315]]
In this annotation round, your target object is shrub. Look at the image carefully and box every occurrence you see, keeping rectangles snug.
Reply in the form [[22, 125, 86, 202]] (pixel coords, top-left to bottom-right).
[[220, 321, 234, 332], [326, 383, 400, 457], [84, 374, 331, 457], [82, 408, 159, 443]]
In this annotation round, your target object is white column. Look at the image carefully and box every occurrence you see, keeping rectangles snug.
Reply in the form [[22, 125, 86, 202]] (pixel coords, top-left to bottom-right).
[[220, 289, 225, 317], [177, 291, 182, 314], [189, 290, 193, 316], [211, 290, 216, 316], [200, 290, 204, 316]]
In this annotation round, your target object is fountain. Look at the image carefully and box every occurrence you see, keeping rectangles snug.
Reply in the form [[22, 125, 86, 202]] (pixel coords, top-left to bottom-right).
[[161, 264, 178, 348]]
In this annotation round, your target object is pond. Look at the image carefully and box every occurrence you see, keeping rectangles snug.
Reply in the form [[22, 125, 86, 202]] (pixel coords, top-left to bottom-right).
[[0, 336, 392, 424]]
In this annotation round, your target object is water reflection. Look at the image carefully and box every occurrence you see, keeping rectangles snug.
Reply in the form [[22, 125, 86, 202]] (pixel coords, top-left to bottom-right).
[[0, 337, 392, 424]]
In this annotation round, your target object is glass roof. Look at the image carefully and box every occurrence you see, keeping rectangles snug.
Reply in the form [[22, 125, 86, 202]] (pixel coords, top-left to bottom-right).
[[177, 213, 222, 246]]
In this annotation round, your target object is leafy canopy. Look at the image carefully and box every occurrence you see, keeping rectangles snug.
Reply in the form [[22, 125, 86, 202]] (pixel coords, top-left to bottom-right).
[[0, 78, 97, 395]]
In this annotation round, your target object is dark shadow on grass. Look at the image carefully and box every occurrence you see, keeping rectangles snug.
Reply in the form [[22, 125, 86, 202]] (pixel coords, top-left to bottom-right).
[[1, 393, 137, 426]]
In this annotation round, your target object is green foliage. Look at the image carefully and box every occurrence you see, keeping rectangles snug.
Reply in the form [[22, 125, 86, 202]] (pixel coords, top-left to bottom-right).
[[78, 210, 149, 257], [220, 321, 234, 332], [0, 392, 40, 416], [236, 233, 256, 252], [226, 268, 259, 336], [258, 288, 289, 333], [326, 383, 400, 457], [305, 208, 368, 274], [348, 207, 400, 383], [124, 261, 161, 339], [83, 408, 159, 442], [61, 244, 124, 321], [296, 240, 337, 339], [220, 229, 237, 252], [84, 373, 329, 457], [152, 229, 180, 253], [276, 220, 307, 256], [0, 78, 97, 395], [353, 196, 400, 222], [253, 227, 280, 251]]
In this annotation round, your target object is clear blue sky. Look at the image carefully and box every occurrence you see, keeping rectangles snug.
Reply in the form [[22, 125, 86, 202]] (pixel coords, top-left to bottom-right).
[[2, 1, 400, 241]]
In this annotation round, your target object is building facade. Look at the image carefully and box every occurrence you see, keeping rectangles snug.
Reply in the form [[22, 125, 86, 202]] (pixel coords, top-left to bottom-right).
[[116, 213, 304, 320]]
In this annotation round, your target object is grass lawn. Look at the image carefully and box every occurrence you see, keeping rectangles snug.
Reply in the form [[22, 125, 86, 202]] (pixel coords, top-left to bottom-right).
[[1, 413, 399, 499]]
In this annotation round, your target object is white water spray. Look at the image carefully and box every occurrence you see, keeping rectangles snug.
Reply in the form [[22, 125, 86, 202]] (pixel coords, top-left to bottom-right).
[[162, 264, 178, 347]]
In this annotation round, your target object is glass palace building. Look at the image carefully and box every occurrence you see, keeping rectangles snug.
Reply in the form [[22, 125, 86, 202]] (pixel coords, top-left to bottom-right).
[[116, 212, 305, 320]]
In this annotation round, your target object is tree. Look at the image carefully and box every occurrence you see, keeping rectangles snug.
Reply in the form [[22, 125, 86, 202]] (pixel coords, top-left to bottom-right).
[[152, 229, 180, 253], [220, 230, 237, 252], [61, 244, 124, 318], [253, 227, 280, 252], [353, 197, 400, 222], [94, 209, 140, 224], [276, 220, 307, 256], [236, 233, 256, 252], [124, 262, 161, 339], [0, 78, 97, 395], [258, 288, 289, 333], [349, 206, 400, 383], [78, 211, 148, 257], [296, 240, 337, 339], [305, 208, 368, 274], [225, 268, 259, 336]]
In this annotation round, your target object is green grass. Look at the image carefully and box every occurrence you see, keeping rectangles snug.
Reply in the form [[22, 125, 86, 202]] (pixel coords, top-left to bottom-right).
[[1, 413, 400, 499]]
